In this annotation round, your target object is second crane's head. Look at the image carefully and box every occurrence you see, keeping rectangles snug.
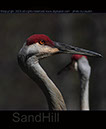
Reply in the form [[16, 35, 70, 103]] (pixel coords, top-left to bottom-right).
[[18, 34, 102, 62]]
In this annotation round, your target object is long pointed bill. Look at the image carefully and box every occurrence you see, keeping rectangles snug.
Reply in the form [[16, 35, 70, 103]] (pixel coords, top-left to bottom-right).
[[53, 41, 102, 57]]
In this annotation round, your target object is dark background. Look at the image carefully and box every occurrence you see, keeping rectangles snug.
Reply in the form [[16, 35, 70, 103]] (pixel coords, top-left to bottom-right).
[[0, 13, 105, 110]]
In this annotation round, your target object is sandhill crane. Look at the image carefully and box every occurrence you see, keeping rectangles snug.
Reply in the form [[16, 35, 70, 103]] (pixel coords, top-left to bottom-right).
[[71, 55, 91, 110], [17, 34, 102, 110], [58, 54, 91, 110]]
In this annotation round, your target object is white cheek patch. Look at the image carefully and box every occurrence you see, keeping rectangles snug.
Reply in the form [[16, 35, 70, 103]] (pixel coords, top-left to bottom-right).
[[27, 42, 59, 56], [36, 43, 59, 54], [27, 43, 39, 55], [74, 62, 78, 71]]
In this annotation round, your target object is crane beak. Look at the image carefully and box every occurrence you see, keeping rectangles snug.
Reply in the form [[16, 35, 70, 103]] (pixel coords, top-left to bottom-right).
[[53, 41, 102, 57]]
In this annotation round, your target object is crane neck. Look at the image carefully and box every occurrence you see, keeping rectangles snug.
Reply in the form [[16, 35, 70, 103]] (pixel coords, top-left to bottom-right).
[[78, 57, 91, 110], [26, 56, 66, 110], [80, 77, 89, 110]]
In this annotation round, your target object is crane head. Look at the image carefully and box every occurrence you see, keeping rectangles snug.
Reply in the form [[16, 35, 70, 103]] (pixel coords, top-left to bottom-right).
[[25, 34, 59, 59], [71, 54, 88, 71], [18, 34, 102, 65], [57, 54, 89, 74], [71, 54, 91, 79]]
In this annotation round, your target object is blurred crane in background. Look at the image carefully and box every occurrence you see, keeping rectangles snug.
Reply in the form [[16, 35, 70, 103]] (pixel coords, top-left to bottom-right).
[[17, 34, 102, 110], [58, 54, 91, 110]]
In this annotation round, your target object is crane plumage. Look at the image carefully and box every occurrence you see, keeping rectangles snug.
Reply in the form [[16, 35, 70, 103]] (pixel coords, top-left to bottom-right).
[[26, 34, 54, 46], [18, 34, 102, 110], [58, 54, 91, 110]]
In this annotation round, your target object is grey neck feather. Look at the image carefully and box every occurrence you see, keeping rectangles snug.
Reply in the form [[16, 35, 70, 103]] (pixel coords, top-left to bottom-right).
[[78, 57, 91, 110], [24, 56, 66, 110]]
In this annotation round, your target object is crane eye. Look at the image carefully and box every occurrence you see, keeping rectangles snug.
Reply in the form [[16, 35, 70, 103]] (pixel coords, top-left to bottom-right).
[[39, 40, 45, 45]]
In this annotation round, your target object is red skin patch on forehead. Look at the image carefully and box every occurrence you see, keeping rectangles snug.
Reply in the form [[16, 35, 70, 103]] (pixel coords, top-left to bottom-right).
[[71, 54, 87, 61], [26, 34, 54, 46]]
